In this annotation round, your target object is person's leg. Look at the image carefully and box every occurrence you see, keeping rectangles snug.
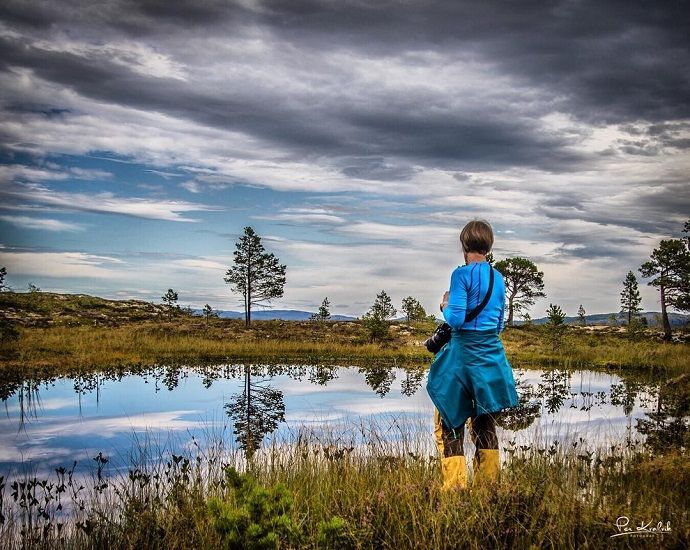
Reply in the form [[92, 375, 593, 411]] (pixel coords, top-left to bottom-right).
[[470, 412, 500, 485], [433, 408, 444, 456], [434, 409, 468, 490], [441, 420, 465, 457]]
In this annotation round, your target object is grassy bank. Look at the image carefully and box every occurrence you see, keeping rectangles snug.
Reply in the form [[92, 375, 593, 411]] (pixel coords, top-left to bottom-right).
[[1, 420, 687, 549], [1, 290, 689, 374], [2, 317, 689, 375]]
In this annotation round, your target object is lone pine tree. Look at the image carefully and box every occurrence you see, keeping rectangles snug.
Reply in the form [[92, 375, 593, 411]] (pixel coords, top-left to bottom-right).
[[224, 226, 287, 327]]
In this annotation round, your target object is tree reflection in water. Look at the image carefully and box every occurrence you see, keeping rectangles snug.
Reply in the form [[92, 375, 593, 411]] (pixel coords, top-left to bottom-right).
[[358, 365, 396, 397], [537, 368, 572, 414], [1, 363, 687, 455], [224, 364, 286, 459], [308, 364, 338, 386], [496, 374, 541, 431], [634, 373, 690, 452], [401, 367, 425, 397]]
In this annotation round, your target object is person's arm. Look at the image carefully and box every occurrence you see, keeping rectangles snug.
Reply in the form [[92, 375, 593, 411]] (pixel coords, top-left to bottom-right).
[[442, 268, 467, 330], [498, 293, 506, 333], [497, 271, 506, 333]]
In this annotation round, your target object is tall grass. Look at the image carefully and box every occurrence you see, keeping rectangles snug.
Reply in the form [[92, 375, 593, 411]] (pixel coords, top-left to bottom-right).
[[1, 414, 687, 549], [503, 325, 690, 373], [3, 320, 690, 375], [7, 322, 428, 370]]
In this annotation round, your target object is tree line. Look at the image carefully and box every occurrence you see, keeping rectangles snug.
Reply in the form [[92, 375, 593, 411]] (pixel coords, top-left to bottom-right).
[[0, 219, 687, 340], [215, 221, 688, 341]]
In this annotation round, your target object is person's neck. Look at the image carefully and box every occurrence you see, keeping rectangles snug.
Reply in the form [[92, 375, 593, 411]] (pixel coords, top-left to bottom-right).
[[464, 252, 486, 265]]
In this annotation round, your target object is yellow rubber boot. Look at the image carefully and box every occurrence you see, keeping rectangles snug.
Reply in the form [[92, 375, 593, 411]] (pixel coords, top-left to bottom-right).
[[435, 409, 468, 490], [433, 408, 444, 456], [472, 449, 500, 486], [441, 455, 468, 490]]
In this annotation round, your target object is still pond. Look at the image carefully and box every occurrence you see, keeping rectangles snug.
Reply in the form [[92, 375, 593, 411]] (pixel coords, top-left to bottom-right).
[[0, 363, 670, 478]]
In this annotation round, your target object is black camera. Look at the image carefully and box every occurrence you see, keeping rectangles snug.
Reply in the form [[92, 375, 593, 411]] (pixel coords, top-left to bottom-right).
[[424, 322, 452, 353]]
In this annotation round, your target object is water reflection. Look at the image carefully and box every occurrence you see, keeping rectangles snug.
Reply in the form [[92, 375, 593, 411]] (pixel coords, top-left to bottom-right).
[[0, 363, 686, 476], [225, 365, 286, 458], [634, 373, 690, 452]]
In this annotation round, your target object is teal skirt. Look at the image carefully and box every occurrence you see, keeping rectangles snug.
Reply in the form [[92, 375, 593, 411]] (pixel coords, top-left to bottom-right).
[[426, 329, 519, 430]]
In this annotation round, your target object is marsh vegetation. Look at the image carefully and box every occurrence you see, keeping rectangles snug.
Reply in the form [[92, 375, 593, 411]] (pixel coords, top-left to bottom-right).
[[1, 292, 689, 548]]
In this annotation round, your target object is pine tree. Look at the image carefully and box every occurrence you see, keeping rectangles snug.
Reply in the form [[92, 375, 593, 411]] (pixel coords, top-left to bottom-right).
[[401, 296, 426, 324], [317, 297, 331, 321], [545, 303, 566, 351], [0, 267, 6, 292], [224, 226, 287, 327], [679, 219, 690, 311], [577, 304, 586, 326], [640, 238, 690, 340], [202, 303, 218, 325], [361, 290, 397, 341], [162, 288, 179, 320], [495, 257, 546, 325], [547, 303, 566, 325], [620, 271, 642, 325]]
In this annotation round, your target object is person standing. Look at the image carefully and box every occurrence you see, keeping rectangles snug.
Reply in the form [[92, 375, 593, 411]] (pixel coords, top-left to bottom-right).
[[428, 219, 519, 490]]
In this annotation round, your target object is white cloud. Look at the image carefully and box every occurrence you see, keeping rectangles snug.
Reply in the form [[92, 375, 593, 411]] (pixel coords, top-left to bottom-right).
[[0, 23, 189, 81], [2, 183, 223, 222], [0, 215, 85, 232], [172, 258, 228, 271], [252, 207, 347, 225], [0, 163, 113, 184], [0, 251, 126, 279]]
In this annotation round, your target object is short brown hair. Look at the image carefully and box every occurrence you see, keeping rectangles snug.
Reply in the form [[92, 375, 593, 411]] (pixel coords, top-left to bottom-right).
[[459, 219, 494, 254]]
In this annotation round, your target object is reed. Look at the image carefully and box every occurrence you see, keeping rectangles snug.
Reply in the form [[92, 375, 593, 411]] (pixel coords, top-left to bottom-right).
[[0, 415, 687, 549]]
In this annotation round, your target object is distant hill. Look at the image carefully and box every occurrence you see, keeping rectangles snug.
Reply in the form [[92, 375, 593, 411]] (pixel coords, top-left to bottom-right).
[[0, 292, 360, 326], [193, 308, 357, 321], [517, 312, 690, 328]]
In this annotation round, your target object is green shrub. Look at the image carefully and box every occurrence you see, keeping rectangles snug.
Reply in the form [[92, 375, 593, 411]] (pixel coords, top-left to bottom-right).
[[625, 317, 646, 340], [0, 317, 19, 343], [209, 466, 301, 549], [317, 515, 354, 549]]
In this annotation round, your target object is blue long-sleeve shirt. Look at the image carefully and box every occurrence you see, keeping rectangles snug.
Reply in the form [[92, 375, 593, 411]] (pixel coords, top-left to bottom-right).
[[442, 261, 506, 332]]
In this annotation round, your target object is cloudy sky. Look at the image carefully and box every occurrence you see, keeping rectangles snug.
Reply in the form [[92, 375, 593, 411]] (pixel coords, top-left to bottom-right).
[[0, 0, 688, 317]]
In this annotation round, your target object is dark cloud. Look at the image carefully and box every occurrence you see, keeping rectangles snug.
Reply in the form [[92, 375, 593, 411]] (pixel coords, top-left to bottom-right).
[[0, 0, 251, 34], [0, 28, 593, 173], [548, 238, 643, 261], [336, 109, 588, 171], [2, 0, 687, 179], [340, 157, 417, 181], [0, 0, 688, 282], [635, 182, 690, 221], [534, 180, 690, 240], [619, 121, 690, 152], [252, 0, 690, 124]]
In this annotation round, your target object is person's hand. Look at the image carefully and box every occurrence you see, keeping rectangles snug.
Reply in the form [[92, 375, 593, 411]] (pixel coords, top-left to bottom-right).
[[440, 290, 450, 312]]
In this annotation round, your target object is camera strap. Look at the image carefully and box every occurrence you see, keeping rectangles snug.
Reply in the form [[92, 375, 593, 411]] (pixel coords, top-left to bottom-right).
[[464, 265, 495, 323]]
